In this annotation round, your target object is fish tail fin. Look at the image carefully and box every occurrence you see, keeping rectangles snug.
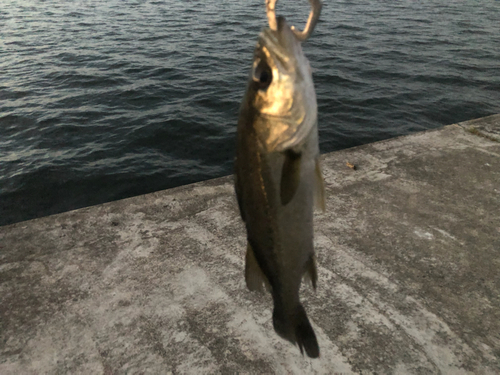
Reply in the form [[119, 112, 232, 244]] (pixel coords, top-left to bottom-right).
[[294, 304, 320, 358], [273, 303, 320, 358]]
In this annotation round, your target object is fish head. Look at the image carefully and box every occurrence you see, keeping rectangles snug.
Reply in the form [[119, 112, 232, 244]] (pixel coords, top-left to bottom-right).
[[246, 16, 317, 153]]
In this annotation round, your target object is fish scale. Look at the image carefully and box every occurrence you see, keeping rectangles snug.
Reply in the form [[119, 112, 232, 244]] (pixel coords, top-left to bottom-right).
[[235, 0, 324, 358]]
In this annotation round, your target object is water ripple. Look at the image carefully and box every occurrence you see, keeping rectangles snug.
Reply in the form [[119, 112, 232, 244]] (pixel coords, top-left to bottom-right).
[[1, 0, 500, 225]]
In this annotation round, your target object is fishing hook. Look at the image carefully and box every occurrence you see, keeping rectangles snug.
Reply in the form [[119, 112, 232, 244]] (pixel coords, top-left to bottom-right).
[[266, 0, 322, 41]]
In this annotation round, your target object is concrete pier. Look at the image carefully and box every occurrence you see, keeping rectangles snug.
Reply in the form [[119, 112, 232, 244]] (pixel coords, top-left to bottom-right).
[[1, 115, 499, 374]]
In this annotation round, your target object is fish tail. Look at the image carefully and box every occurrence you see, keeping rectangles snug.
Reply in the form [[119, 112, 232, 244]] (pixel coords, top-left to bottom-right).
[[273, 303, 320, 358], [294, 304, 320, 358]]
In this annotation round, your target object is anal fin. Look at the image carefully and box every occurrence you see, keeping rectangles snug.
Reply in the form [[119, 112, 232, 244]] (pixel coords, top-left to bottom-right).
[[304, 254, 318, 290], [245, 242, 271, 293]]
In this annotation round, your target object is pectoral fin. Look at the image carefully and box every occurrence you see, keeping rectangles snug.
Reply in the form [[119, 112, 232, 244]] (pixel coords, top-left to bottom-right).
[[245, 242, 271, 293], [280, 150, 302, 206], [314, 157, 326, 212]]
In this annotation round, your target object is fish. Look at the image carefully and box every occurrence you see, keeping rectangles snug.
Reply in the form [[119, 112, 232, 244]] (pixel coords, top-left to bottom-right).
[[234, 0, 324, 358]]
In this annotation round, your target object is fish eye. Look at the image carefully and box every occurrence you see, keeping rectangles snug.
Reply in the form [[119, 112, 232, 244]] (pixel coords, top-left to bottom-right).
[[253, 60, 273, 90]]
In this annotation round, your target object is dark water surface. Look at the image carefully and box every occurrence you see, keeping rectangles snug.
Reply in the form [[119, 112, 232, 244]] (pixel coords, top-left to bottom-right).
[[1, 0, 500, 226]]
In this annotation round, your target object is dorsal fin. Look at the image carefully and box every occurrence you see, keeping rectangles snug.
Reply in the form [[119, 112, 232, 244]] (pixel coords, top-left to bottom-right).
[[314, 157, 326, 212], [234, 172, 246, 222], [245, 242, 271, 293]]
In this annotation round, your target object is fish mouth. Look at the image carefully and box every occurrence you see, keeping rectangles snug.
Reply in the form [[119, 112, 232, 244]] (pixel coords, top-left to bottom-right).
[[251, 17, 317, 153], [258, 17, 301, 71]]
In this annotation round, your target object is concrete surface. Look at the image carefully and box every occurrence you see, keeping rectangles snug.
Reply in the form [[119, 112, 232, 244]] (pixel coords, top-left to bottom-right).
[[1, 115, 500, 374], [458, 114, 500, 143]]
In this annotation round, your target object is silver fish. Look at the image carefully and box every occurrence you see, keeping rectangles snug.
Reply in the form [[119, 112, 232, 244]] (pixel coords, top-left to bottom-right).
[[235, 0, 324, 358]]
